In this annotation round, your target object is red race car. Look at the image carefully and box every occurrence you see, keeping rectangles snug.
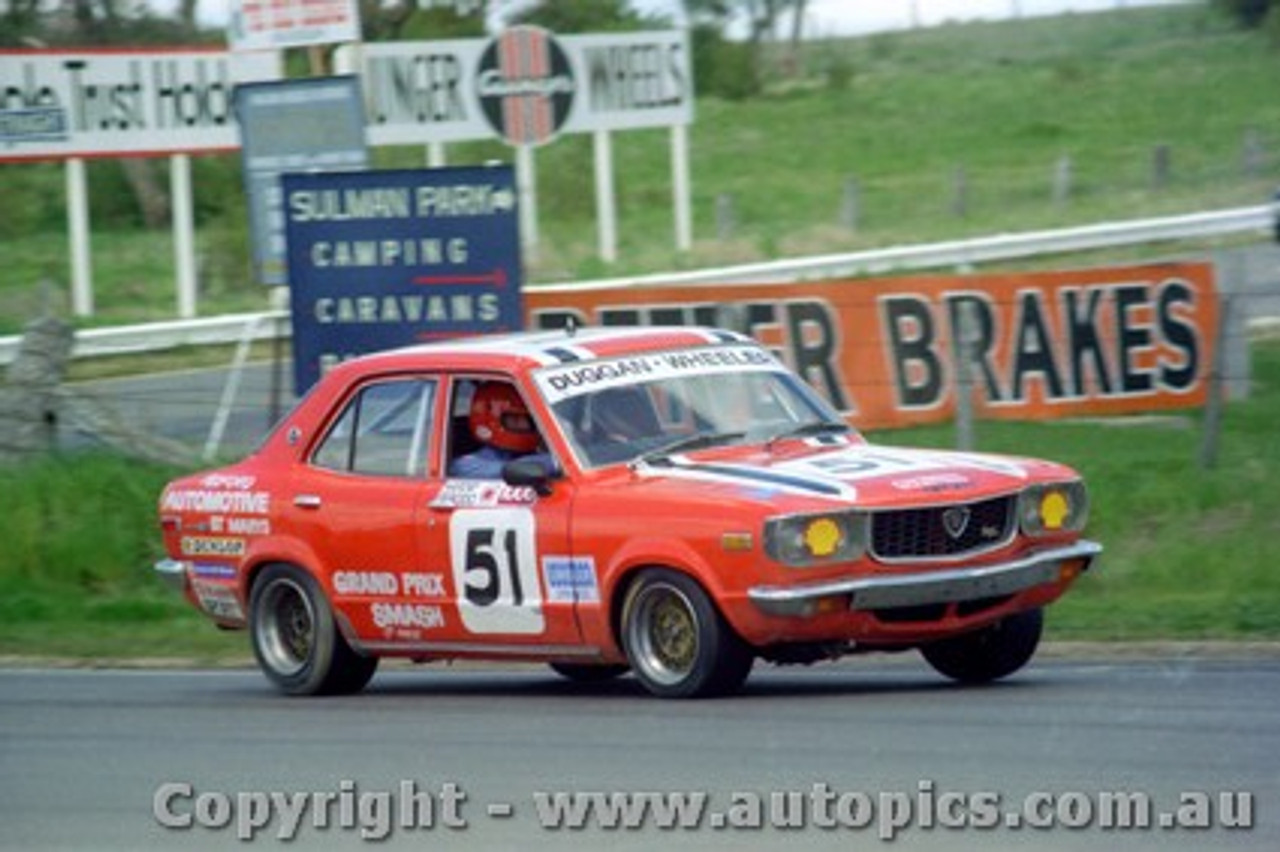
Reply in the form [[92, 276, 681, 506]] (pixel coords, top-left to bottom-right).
[[156, 327, 1101, 698]]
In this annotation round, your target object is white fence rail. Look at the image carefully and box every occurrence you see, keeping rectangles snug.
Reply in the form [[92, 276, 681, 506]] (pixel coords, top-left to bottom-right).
[[2, 204, 1275, 366]]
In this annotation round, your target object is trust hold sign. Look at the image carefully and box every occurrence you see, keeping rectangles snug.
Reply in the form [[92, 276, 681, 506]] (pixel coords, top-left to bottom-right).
[[0, 49, 280, 161], [526, 261, 1218, 429]]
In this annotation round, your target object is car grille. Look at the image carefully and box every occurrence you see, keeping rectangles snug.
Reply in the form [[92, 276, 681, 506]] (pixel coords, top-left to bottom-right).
[[871, 495, 1014, 560]]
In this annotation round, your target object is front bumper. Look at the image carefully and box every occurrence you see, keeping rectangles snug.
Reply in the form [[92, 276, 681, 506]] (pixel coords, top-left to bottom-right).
[[154, 558, 188, 594], [748, 540, 1102, 618]]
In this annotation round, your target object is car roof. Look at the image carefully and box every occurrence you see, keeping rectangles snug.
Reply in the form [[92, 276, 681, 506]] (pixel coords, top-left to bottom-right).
[[328, 326, 756, 378]]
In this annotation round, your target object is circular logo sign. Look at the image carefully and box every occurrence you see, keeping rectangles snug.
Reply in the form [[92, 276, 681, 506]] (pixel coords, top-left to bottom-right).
[[476, 25, 576, 147]]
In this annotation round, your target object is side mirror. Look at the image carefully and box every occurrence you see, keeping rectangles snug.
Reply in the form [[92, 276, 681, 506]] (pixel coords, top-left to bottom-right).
[[502, 456, 562, 496]]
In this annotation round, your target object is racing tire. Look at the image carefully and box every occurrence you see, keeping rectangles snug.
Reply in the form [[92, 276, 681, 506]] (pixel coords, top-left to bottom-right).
[[249, 564, 378, 696], [548, 662, 630, 683], [920, 607, 1044, 684], [620, 569, 754, 699]]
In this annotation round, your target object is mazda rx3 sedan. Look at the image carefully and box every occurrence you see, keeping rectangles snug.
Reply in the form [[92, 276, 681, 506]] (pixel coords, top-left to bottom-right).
[[156, 327, 1101, 698]]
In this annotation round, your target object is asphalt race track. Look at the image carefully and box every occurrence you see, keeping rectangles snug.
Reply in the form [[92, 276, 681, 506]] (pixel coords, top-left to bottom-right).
[[1, 655, 1276, 851]]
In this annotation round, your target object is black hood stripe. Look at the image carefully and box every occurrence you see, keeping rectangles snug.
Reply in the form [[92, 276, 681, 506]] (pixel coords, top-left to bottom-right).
[[542, 346, 583, 363], [675, 461, 846, 496]]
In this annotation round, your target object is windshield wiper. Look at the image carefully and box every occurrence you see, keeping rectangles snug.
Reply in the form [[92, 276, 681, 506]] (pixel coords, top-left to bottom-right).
[[635, 431, 747, 466], [764, 420, 851, 450]]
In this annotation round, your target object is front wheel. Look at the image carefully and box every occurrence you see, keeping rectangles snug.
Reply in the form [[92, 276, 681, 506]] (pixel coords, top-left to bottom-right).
[[920, 607, 1044, 684], [620, 569, 753, 699], [249, 564, 378, 696]]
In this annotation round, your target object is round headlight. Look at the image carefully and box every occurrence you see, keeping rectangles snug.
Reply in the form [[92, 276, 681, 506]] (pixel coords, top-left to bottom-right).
[[1019, 481, 1088, 536], [765, 512, 868, 567]]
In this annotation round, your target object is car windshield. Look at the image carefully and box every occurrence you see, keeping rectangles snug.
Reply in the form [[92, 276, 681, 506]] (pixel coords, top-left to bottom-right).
[[536, 347, 849, 468]]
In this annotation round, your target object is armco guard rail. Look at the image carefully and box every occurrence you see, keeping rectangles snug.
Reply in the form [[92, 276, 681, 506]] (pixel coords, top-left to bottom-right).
[[2, 203, 1274, 366]]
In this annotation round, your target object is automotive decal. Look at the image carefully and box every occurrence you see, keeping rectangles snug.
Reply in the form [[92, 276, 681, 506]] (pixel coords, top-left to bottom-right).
[[197, 473, 257, 490], [191, 563, 237, 579], [179, 536, 247, 557], [370, 602, 446, 632], [890, 472, 975, 493], [190, 580, 244, 621], [334, 571, 447, 598], [534, 344, 784, 404], [161, 488, 270, 514], [333, 571, 399, 596], [541, 556, 599, 603], [449, 508, 544, 635], [431, 479, 538, 508]]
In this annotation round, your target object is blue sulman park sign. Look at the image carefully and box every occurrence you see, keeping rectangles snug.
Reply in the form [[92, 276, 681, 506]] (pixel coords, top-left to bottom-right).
[[283, 164, 522, 393]]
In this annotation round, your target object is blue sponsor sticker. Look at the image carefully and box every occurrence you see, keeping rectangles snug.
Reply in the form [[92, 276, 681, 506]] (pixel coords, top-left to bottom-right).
[[191, 563, 238, 579], [541, 556, 599, 603]]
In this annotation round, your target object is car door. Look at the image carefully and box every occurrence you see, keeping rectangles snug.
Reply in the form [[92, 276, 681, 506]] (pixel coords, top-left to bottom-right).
[[416, 376, 585, 654], [287, 376, 439, 645]]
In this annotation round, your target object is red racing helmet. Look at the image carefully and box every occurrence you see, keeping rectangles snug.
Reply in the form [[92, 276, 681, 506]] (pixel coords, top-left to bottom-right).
[[469, 382, 539, 454]]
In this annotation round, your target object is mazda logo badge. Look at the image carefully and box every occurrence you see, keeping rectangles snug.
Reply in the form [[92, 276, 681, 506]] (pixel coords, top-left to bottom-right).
[[942, 506, 971, 539]]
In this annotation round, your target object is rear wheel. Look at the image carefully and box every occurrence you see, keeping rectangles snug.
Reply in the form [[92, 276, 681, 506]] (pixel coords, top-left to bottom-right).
[[548, 662, 630, 683], [920, 607, 1044, 684], [620, 569, 753, 699], [249, 564, 377, 696]]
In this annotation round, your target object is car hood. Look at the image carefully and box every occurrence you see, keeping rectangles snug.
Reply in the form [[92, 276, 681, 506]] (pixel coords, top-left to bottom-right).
[[633, 440, 1072, 509]]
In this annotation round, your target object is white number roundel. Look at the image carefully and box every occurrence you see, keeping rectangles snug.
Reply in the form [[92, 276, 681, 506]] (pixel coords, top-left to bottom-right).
[[448, 508, 543, 635]]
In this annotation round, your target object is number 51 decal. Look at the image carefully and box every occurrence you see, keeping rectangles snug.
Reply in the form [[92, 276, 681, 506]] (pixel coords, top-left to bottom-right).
[[449, 508, 544, 635]]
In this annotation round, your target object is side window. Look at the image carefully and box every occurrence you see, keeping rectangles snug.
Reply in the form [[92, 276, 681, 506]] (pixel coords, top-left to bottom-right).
[[312, 379, 436, 477], [446, 378, 546, 478], [448, 379, 481, 466]]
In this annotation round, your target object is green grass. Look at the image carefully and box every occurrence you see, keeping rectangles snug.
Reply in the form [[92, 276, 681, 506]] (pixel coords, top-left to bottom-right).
[[2, 341, 1279, 660], [0, 453, 248, 660], [4, 4, 1280, 332]]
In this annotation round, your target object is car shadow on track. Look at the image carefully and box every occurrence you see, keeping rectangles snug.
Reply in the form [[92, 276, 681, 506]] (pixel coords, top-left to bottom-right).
[[341, 664, 1050, 702]]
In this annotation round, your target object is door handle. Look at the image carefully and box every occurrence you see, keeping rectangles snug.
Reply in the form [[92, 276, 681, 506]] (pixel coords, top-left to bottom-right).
[[293, 494, 322, 509]]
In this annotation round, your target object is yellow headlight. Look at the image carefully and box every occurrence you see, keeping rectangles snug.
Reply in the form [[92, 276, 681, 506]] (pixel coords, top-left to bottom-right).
[[764, 512, 869, 567], [804, 518, 842, 558], [1040, 490, 1070, 530], [1019, 481, 1089, 536]]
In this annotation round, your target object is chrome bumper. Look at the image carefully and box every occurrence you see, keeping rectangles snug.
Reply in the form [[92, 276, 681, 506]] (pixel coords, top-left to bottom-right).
[[153, 559, 189, 594], [749, 541, 1102, 618]]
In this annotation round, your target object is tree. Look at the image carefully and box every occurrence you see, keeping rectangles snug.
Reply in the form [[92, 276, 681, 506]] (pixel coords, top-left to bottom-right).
[[1212, 0, 1274, 28], [359, 1, 490, 41], [506, 0, 664, 33], [682, 0, 809, 97]]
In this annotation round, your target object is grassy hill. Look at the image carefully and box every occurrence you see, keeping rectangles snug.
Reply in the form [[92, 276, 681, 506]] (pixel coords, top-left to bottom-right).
[[3, 3, 1280, 332]]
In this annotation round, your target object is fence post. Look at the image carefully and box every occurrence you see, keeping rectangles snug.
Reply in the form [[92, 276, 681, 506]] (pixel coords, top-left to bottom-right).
[[952, 300, 979, 451], [840, 177, 861, 232], [716, 193, 735, 240], [1052, 154, 1073, 205], [1243, 127, 1264, 177], [1152, 144, 1172, 190], [1198, 293, 1233, 470]]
